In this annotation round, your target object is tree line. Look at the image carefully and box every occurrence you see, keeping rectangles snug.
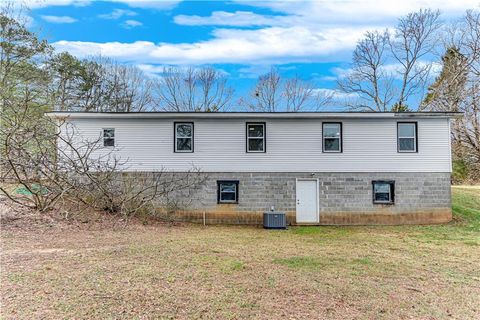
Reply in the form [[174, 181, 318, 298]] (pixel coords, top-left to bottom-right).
[[1, 2, 479, 215], [339, 9, 480, 182], [0, 5, 207, 216]]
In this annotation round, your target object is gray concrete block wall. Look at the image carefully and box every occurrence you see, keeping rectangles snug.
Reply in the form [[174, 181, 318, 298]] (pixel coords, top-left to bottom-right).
[[184, 172, 451, 214]]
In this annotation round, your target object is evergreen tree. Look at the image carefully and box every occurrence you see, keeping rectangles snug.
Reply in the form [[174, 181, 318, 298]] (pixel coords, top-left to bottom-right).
[[422, 46, 469, 111]]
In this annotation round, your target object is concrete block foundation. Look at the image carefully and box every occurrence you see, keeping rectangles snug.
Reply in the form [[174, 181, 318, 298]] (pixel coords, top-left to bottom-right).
[[154, 172, 452, 225]]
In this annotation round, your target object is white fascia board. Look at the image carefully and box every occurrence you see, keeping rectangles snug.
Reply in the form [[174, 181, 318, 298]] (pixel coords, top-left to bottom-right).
[[45, 112, 462, 120]]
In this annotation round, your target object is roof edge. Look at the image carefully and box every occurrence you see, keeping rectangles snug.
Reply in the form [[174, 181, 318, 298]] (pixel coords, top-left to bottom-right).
[[45, 111, 463, 120]]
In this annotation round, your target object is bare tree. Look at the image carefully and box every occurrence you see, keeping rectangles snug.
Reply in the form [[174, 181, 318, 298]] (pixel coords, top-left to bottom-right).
[[284, 76, 317, 111], [245, 68, 281, 112], [338, 31, 395, 111], [99, 57, 154, 112], [422, 10, 480, 181], [0, 6, 207, 216], [338, 9, 441, 111], [0, 105, 206, 215], [392, 9, 441, 107], [155, 66, 233, 111], [48, 55, 155, 112], [242, 68, 331, 112]]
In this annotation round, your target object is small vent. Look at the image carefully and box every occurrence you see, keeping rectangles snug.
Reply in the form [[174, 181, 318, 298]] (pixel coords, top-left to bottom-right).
[[263, 212, 286, 229]]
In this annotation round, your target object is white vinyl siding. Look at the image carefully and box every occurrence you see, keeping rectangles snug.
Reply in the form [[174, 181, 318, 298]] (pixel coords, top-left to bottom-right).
[[64, 117, 452, 173]]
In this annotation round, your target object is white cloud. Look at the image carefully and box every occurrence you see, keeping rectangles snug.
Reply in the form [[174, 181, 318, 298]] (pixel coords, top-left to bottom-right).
[[5, 0, 180, 9], [121, 19, 143, 29], [10, 0, 90, 9], [41, 15, 77, 23], [136, 63, 230, 79], [98, 9, 137, 19], [51, 0, 477, 67], [137, 63, 165, 74], [53, 25, 369, 65], [136, 64, 167, 78], [237, 65, 274, 78], [174, 1, 478, 29], [174, 11, 287, 27], [313, 88, 359, 99], [108, 0, 181, 9], [331, 60, 443, 81], [237, 64, 297, 78], [234, 0, 478, 23]]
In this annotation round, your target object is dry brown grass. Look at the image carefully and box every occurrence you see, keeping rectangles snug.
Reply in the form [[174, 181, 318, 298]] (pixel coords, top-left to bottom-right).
[[1, 187, 479, 319]]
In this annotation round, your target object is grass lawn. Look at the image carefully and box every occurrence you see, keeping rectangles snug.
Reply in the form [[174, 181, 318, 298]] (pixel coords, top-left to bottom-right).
[[1, 187, 479, 319]]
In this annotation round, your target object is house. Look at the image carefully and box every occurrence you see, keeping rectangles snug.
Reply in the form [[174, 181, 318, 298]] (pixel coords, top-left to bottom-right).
[[46, 111, 460, 225]]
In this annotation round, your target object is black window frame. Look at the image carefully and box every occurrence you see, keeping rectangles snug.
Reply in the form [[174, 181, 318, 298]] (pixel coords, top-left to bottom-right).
[[174, 122, 194, 153], [322, 122, 343, 153], [217, 180, 239, 204], [103, 128, 115, 147], [372, 180, 395, 204], [397, 122, 418, 153], [246, 122, 266, 153]]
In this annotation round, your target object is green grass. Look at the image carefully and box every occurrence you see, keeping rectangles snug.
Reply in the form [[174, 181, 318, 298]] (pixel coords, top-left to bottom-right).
[[411, 187, 480, 242], [352, 257, 372, 265], [2, 186, 479, 319], [273, 256, 323, 269], [291, 226, 353, 237], [223, 259, 246, 272], [452, 186, 480, 231]]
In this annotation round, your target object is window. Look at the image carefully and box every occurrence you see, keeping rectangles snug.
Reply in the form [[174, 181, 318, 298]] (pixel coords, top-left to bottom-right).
[[397, 122, 417, 152], [372, 181, 395, 204], [246, 122, 266, 153], [174, 122, 194, 152], [217, 180, 239, 204], [322, 122, 342, 152], [103, 128, 115, 147]]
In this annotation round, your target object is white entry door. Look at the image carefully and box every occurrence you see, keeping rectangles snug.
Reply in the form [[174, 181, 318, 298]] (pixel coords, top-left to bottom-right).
[[296, 179, 319, 223]]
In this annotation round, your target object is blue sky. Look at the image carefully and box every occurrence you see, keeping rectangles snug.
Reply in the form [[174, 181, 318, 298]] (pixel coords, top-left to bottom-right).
[[19, 0, 478, 106]]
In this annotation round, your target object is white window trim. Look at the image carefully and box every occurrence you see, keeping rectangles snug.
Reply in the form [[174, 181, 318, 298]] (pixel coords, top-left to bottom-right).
[[102, 128, 115, 148], [175, 122, 194, 153], [398, 123, 417, 153], [247, 123, 266, 153]]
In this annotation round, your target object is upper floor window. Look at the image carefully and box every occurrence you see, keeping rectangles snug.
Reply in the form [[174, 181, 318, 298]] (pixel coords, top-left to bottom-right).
[[246, 122, 266, 153], [397, 122, 417, 153], [322, 122, 342, 152], [103, 128, 115, 147], [175, 122, 194, 152]]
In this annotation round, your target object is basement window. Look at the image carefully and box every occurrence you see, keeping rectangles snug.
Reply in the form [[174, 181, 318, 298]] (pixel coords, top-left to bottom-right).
[[175, 122, 194, 152], [397, 122, 417, 152], [246, 122, 266, 152], [217, 180, 239, 204], [372, 181, 395, 204], [322, 122, 342, 152], [103, 128, 115, 147]]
